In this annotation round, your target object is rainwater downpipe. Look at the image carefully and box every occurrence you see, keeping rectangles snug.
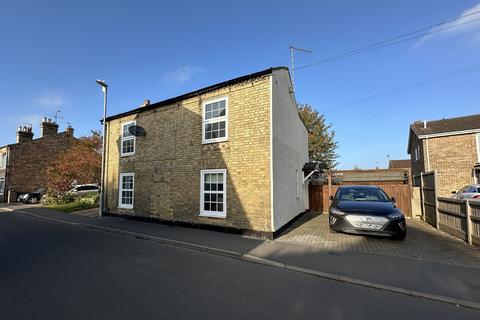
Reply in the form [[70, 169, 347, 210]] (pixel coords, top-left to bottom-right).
[[425, 135, 431, 172]]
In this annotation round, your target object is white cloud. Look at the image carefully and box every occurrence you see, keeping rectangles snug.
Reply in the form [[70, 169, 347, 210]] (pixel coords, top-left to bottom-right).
[[414, 3, 480, 48], [161, 65, 205, 85], [34, 92, 66, 110]]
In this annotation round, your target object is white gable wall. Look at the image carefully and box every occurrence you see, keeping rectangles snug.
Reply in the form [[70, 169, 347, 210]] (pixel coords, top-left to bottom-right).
[[271, 69, 309, 231]]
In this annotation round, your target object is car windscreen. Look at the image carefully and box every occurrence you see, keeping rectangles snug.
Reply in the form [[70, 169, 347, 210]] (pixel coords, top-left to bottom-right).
[[336, 187, 390, 202]]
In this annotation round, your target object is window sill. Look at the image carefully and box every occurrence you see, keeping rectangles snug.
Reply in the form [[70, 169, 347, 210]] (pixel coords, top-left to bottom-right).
[[202, 138, 228, 145], [120, 153, 135, 157], [118, 205, 133, 209], [199, 212, 226, 219]]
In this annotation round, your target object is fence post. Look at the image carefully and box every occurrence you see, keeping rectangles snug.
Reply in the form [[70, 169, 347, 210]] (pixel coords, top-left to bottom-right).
[[466, 200, 473, 245], [420, 172, 425, 221], [434, 170, 440, 229]]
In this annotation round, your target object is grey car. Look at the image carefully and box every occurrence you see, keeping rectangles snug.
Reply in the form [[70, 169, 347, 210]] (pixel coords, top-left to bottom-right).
[[452, 184, 480, 200], [67, 184, 100, 197]]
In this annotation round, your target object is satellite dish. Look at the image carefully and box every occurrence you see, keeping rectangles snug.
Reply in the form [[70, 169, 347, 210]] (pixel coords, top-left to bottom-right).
[[128, 125, 146, 136]]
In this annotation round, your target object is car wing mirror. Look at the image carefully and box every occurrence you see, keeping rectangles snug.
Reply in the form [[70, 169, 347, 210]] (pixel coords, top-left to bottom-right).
[[329, 195, 334, 201], [451, 191, 457, 194], [391, 197, 396, 202]]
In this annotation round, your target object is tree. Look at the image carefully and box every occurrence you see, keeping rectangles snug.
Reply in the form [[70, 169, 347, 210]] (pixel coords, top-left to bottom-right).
[[46, 131, 102, 195], [298, 104, 338, 169]]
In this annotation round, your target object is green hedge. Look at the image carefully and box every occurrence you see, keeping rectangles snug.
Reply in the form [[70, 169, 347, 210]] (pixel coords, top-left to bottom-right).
[[44, 193, 99, 213]]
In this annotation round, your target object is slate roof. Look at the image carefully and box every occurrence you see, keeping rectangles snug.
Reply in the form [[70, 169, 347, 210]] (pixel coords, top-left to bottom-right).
[[410, 114, 480, 137], [105, 67, 287, 122]]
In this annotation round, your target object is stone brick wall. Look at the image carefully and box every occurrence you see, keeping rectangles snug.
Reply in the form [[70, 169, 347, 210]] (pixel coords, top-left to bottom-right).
[[427, 133, 477, 196], [6, 132, 74, 195], [105, 75, 272, 232]]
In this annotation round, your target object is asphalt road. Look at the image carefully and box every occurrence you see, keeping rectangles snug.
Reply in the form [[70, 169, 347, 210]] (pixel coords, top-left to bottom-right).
[[0, 212, 478, 320]]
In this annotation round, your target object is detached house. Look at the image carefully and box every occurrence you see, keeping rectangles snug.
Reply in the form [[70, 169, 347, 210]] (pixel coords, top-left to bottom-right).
[[407, 114, 480, 196], [0, 118, 75, 202], [103, 67, 309, 237]]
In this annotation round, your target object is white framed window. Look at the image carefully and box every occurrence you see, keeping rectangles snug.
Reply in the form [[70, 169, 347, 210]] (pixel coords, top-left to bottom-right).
[[476, 133, 480, 162], [414, 146, 420, 162], [200, 169, 227, 218], [121, 121, 136, 156], [202, 97, 228, 144], [0, 153, 6, 169], [0, 176, 5, 195], [118, 173, 134, 209]]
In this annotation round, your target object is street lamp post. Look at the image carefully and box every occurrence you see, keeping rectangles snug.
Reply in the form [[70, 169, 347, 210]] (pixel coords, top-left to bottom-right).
[[96, 79, 108, 218]]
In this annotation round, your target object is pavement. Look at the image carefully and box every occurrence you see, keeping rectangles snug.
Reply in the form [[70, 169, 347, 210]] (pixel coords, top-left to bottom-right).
[[1, 208, 479, 319], [1, 205, 480, 314]]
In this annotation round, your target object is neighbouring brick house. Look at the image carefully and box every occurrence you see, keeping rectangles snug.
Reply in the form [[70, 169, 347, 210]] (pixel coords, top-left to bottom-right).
[[407, 114, 480, 196], [103, 67, 309, 238], [388, 159, 411, 170], [0, 119, 75, 202]]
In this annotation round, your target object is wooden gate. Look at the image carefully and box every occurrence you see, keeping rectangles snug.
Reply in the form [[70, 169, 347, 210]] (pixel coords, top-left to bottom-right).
[[309, 184, 412, 217], [413, 171, 439, 228]]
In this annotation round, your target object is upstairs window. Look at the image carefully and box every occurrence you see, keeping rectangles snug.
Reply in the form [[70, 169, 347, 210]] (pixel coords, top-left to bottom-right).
[[202, 97, 228, 144], [476, 133, 480, 162], [119, 173, 134, 209], [121, 121, 136, 156], [0, 153, 6, 169], [414, 146, 420, 162]]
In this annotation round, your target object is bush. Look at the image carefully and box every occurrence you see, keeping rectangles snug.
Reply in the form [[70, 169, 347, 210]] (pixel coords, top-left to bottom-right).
[[44, 193, 100, 213]]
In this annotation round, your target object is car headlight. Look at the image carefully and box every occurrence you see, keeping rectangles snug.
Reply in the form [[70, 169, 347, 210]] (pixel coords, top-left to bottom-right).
[[330, 207, 346, 216], [388, 212, 404, 219]]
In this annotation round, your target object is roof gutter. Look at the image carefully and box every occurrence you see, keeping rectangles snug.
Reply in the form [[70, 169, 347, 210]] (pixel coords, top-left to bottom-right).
[[417, 128, 480, 139]]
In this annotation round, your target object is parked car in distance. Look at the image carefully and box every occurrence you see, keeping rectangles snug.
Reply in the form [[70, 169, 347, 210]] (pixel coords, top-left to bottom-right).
[[17, 188, 45, 204], [67, 184, 100, 197], [452, 184, 480, 200], [329, 185, 406, 240]]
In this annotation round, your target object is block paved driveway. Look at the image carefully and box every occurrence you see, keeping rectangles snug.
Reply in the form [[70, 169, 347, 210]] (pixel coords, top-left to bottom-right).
[[277, 212, 480, 268]]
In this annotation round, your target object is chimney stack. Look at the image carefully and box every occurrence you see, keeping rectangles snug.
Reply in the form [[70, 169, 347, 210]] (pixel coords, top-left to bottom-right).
[[40, 117, 59, 137], [140, 99, 150, 107], [16, 125, 33, 143], [65, 125, 74, 137]]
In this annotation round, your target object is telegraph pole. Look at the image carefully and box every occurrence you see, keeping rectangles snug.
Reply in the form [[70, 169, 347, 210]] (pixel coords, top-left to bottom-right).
[[289, 46, 312, 93]]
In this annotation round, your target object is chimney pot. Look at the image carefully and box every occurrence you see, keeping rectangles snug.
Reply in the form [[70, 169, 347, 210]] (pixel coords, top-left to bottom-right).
[[16, 126, 34, 143], [66, 126, 74, 137], [140, 99, 150, 107], [40, 119, 59, 137], [423, 120, 427, 129]]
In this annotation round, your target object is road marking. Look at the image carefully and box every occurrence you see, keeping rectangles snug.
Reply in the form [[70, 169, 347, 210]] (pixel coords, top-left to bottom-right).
[[9, 208, 480, 310]]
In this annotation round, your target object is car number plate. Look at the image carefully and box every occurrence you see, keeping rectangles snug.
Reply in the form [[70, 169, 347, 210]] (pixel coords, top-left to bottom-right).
[[353, 223, 383, 230]]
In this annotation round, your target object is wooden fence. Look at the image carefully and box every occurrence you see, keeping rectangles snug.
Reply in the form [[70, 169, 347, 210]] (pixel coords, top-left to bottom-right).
[[414, 170, 480, 246], [438, 198, 480, 246], [309, 184, 412, 217]]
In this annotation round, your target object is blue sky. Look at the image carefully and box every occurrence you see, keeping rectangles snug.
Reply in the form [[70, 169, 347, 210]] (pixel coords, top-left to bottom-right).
[[1, 0, 480, 169]]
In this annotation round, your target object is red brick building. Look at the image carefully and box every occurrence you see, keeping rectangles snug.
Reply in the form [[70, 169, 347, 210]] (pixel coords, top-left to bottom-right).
[[0, 118, 75, 202]]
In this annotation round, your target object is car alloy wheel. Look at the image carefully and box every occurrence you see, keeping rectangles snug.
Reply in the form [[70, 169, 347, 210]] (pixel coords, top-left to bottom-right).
[[27, 197, 38, 204]]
